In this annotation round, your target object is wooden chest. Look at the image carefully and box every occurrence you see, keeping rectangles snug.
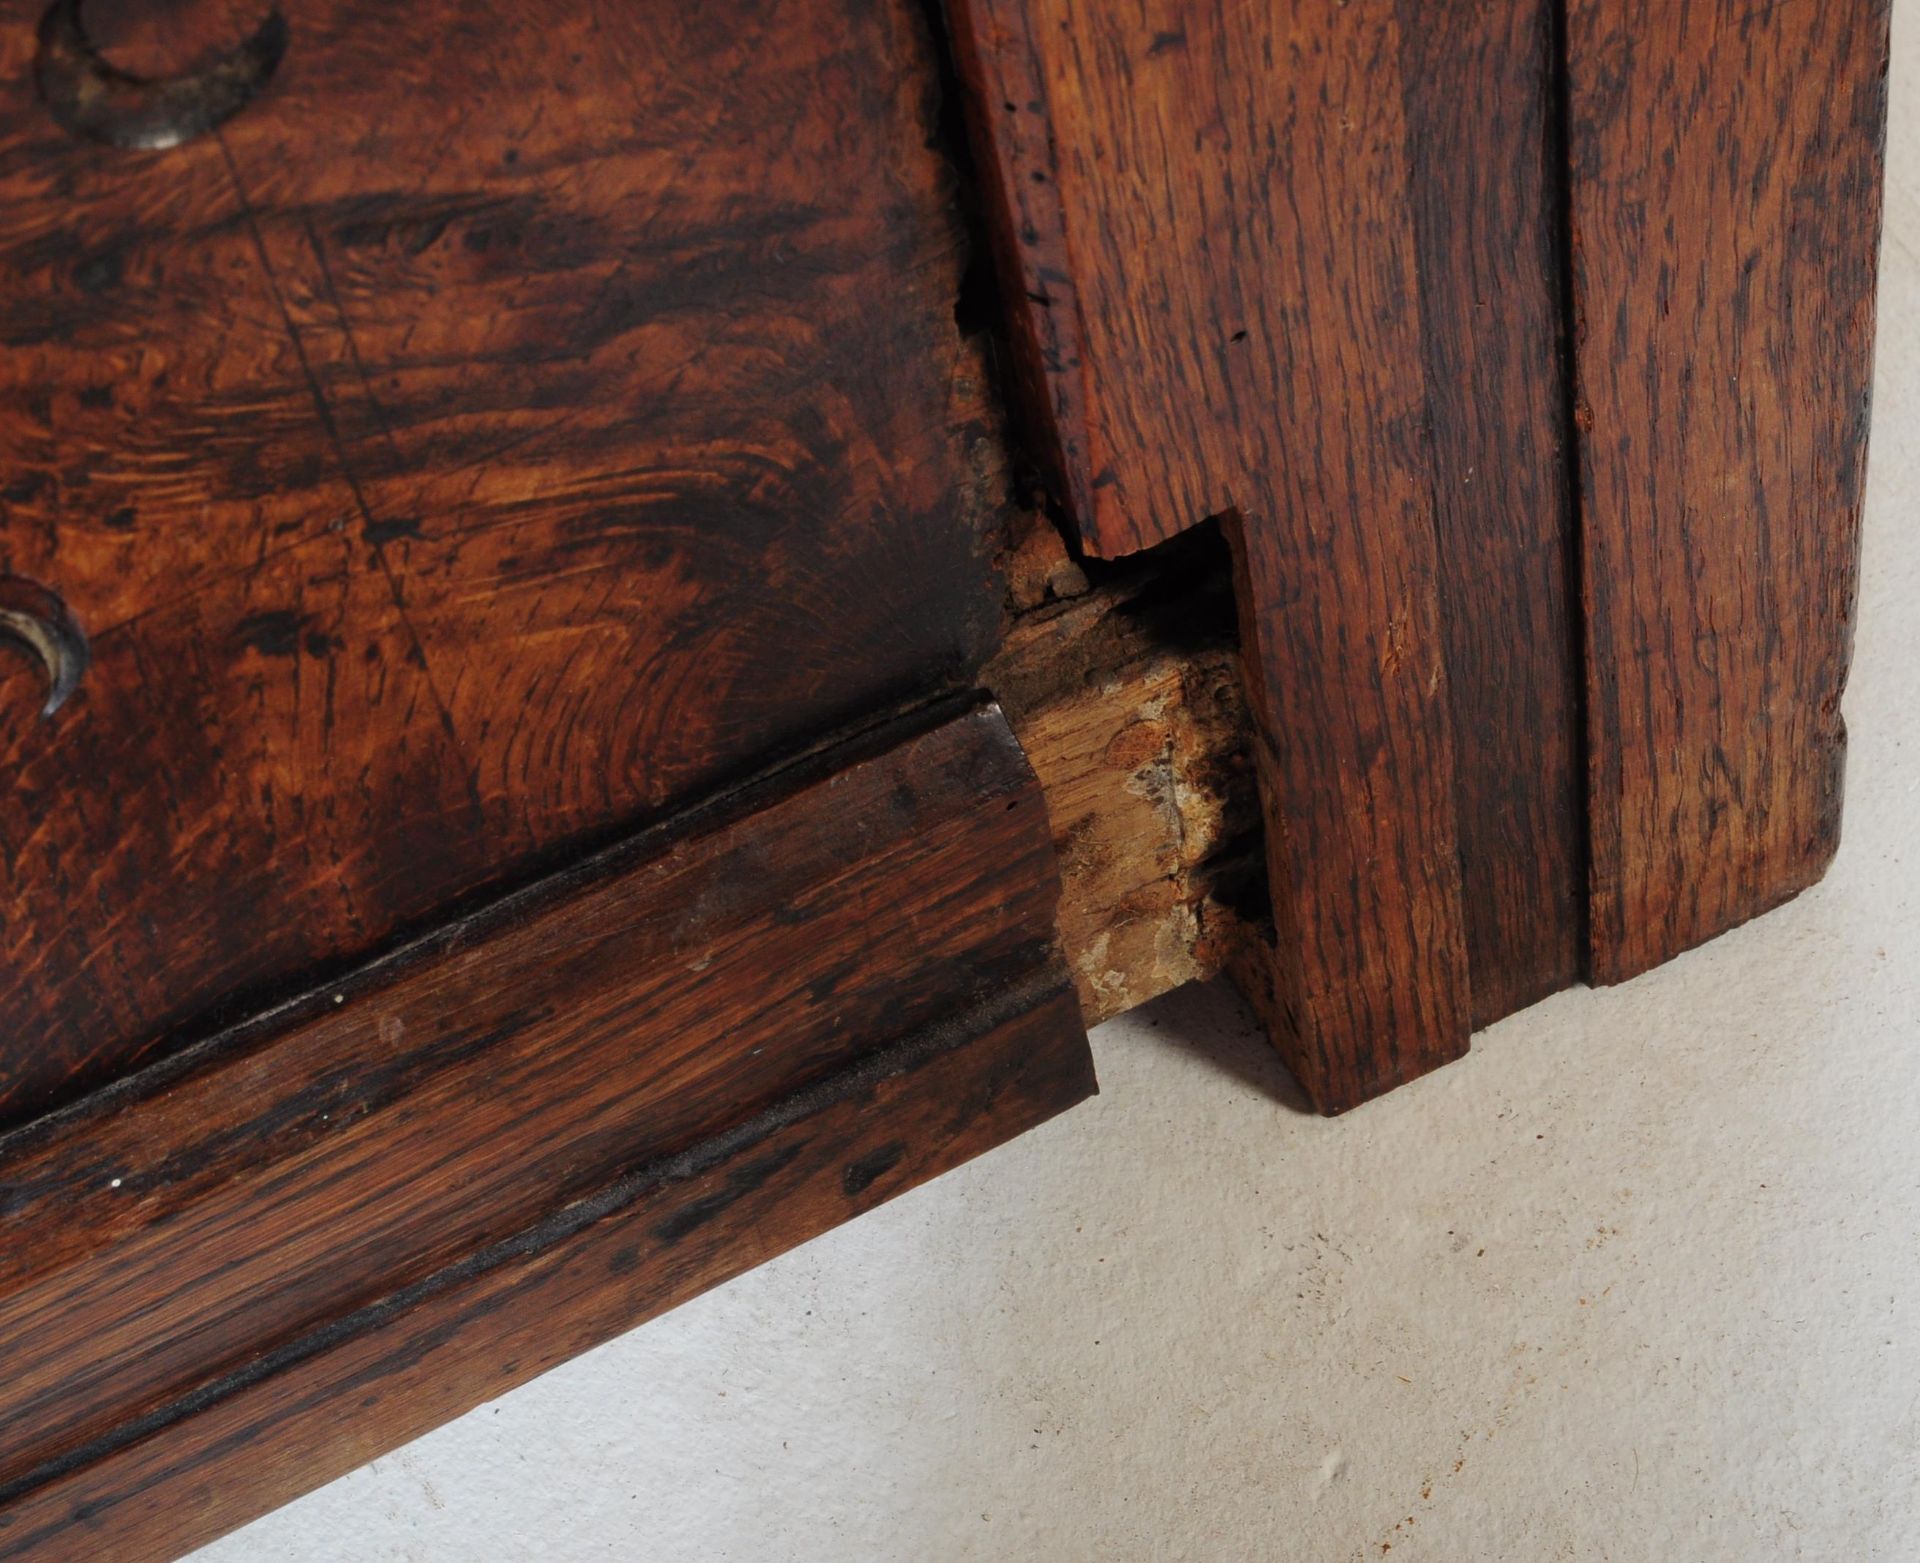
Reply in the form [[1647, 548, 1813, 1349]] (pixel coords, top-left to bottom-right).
[[0, 0, 1888, 1555]]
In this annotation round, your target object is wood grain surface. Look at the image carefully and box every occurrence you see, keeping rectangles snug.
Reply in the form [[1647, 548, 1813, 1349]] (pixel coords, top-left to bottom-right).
[[62, 0, 270, 80], [986, 534, 1258, 1022], [949, 0, 1498, 1108], [1399, 0, 1587, 1023], [948, 0, 1888, 1083], [0, 0, 1001, 1128], [1565, 0, 1890, 982], [0, 990, 1091, 1563], [0, 701, 1093, 1560]]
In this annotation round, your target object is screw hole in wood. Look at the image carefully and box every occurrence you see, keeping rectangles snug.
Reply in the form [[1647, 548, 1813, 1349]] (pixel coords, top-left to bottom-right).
[[0, 578, 89, 719], [34, 0, 288, 151]]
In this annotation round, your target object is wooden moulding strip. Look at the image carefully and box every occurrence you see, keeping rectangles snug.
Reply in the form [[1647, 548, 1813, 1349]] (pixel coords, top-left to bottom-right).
[[0, 699, 1094, 1562]]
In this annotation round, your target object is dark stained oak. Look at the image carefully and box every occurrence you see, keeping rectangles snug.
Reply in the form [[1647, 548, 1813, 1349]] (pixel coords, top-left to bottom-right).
[[1564, 0, 1891, 982], [942, 0, 1098, 533], [0, 0, 1001, 1128], [0, 993, 1091, 1563], [1398, 0, 1587, 1023], [0, 701, 1095, 1560], [0, 7, 1894, 1556], [949, 0, 1518, 1108], [948, 0, 1888, 1085], [58, 0, 272, 81], [1210, 13, 1476, 1108]]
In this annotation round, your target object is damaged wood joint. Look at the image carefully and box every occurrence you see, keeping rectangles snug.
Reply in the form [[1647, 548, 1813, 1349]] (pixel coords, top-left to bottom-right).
[[987, 514, 1265, 1026]]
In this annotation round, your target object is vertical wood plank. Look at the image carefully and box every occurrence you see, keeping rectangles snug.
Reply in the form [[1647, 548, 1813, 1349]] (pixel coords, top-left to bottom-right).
[[1565, 0, 1891, 981], [1398, 0, 1588, 1022], [1223, 7, 1475, 1110], [952, 0, 1474, 1113], [949, 0, 1618, 1105]]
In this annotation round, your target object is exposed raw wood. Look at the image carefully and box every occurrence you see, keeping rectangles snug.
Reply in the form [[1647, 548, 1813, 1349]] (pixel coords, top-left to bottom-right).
[[953, 0, 1892, 1076], [0, 8, 1894, 1561], [0, 702, 1094, 1560], [988, 532, 1258, 1023], [1565, 0, 1890, 982], [1001, 506, 1092, 612]]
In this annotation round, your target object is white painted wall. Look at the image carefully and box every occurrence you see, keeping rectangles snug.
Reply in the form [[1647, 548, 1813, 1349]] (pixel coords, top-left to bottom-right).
[[194, 9, 1920, 1558]]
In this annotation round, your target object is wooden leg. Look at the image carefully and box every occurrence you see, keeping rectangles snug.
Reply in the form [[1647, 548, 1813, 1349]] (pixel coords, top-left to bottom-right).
[[949, 0, 1574, 1108], [1565, 0, 1890, 982], [948, 0, 1888, 1099]]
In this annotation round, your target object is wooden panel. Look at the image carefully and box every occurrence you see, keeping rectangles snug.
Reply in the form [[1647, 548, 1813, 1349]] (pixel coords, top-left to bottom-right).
[[0, 702, 1091, 1542], [0, 987, 1091, 1563], [0, 0, 999, 1127], [1399, 0, 1586, 1023], [948, 0, 1485, 1108], [1565, 0, 1890, 981]]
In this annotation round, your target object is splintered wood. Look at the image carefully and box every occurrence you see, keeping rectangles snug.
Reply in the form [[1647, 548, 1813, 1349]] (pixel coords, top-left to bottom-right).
[[988, 522, 1259, 1024]]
